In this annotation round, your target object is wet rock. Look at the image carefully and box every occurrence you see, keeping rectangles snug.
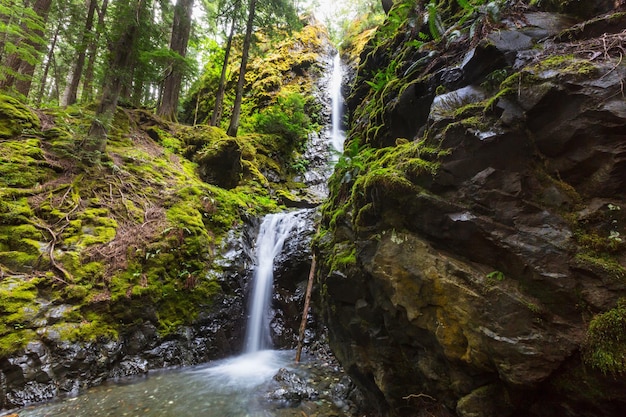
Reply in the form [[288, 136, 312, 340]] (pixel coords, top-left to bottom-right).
[[268, 368, 318, 405], [429, 85, 488, 123], [461, 43, 507, 84]]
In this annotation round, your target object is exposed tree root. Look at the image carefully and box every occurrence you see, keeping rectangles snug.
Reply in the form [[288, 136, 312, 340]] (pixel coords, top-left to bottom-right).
[[31, 221, 72, 285]]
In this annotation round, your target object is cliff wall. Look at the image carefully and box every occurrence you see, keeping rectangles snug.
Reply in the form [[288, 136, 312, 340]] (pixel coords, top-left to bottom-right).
[[317, 1, 626, 415]]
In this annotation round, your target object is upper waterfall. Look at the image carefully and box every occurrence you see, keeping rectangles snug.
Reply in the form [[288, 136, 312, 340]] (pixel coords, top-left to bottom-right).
[[330, 53, 345, 154]]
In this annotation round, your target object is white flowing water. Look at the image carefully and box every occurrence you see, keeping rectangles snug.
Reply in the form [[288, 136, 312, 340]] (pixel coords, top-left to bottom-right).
[[244, 211, 301, 353], [330, 53, 345, 154]]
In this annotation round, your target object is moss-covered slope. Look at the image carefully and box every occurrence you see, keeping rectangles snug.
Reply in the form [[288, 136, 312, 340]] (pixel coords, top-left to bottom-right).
[[0, 101, 277, 356]]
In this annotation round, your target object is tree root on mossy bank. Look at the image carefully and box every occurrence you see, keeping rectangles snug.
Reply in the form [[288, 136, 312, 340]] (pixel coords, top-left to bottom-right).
[[30, 221, 73, 284]]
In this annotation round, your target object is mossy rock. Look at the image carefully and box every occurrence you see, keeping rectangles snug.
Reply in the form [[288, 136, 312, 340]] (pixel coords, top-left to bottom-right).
[[0, 94, 40, 139], [583, 298, 626, 374], [194, 136, 243, 189]]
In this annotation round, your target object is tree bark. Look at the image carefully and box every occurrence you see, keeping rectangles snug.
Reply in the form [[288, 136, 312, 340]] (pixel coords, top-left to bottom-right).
[[210, 8, 237, 127], [227, 0, 256, 137], [82, 0, 144, 165], [81, 0, 109, 103], [382, 0, 393, 14], [62, 0, 97, 107], [157, 0, 194, 121]]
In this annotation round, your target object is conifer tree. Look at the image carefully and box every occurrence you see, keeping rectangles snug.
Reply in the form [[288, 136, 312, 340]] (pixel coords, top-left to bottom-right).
[[0, 0, 52, 96], [226, 0, 256, 137], [210, 0, 241, 127], [158, 0, 194, 121], [81, 0, 109, 103], [82, 0, 149, 164], [61, 0, 98, 107]]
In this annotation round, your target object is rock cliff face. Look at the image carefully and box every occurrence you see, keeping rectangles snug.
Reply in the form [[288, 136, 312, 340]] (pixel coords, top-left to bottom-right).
[[318, 1, 626, 416]]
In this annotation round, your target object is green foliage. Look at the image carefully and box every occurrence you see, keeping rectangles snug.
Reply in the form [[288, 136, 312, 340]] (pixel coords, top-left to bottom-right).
[[486, 270, 505, 281], [584, 299, 626, 375], [250, 92, 312, 145], [365, 60, 398, 92], [427, 2, 445, 40], [0, 1, 48, 88]]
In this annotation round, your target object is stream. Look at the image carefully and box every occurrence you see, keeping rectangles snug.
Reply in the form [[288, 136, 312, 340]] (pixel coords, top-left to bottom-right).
[[5, 54, 349, 417]]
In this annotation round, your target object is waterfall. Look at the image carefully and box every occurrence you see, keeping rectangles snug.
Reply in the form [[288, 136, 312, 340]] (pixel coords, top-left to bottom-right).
[[330, 53, 345, 154], [244, 211, 301, 353]]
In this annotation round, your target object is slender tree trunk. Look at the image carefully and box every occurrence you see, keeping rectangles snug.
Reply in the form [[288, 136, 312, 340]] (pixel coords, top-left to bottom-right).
[[227, 0, 257, 137], [51, 53, 60, 102], [157, 0, 194, 121], [35, 21, 60, 105], [2, 0, 53, 96], [81, 0, 109, 103], [62, 0, 97, 107], [210, 9, 237, 127], [82, 0, 144, 165]]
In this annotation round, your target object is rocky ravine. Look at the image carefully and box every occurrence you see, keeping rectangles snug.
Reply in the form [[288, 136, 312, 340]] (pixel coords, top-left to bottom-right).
[[318, 1, 626, 416], [0, 21, 338, 411]]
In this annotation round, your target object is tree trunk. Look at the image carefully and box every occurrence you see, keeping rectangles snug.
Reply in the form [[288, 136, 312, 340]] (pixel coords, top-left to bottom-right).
[[157, 0, 194, 121], [227, 0, 257, 137], [210, 9, 237, 127], [2, 0, 53, 96], [81, 0, 109, 103], [382, 0, 394, 14], [62, 0, 97, 107], [82, 0, 144, 165], [35, 20, 60, 105]]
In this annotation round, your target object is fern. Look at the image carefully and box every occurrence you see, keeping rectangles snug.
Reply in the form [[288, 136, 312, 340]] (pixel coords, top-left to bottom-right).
[[426, 2, 444, 40]]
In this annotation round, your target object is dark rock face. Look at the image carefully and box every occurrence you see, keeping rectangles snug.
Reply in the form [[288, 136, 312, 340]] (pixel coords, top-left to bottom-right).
[[319, 5, 626, 417], [267, 208, 319, 349]]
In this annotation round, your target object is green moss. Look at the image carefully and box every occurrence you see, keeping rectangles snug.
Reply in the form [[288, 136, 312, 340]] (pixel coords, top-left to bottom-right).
[[63, 208, 118, 248], [328, 244, 357, 273], [535, 55, 597, 77], [0, 197, 34, 225], [574, 253, 626, 281], [0, 329, 36, 357], [0, 94, 40, 139], [583, 298, 626, 374], [0, 277, 41, 356], [0, 221, 44, 270], [0, 138, 56, 188]]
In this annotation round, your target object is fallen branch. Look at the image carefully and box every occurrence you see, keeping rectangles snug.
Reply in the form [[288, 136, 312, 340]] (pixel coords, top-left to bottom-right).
[[295, 253, 316, 363], [403, 393, 437, 402]]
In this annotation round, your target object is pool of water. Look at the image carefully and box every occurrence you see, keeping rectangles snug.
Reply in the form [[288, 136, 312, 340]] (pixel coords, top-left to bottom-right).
[[8, 350, 354, 417]]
